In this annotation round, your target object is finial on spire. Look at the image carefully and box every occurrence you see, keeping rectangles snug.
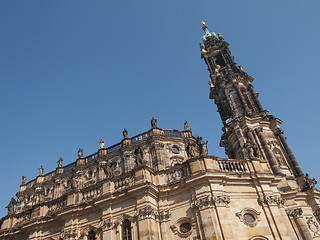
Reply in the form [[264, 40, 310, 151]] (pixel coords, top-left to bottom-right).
[[201, 20, 218, 43]]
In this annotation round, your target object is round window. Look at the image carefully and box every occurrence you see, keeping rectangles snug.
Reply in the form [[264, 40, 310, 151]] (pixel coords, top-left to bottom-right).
[[179, 222, 191, 233], [172, 146, 180, 154], [243, 213, 255, 224]]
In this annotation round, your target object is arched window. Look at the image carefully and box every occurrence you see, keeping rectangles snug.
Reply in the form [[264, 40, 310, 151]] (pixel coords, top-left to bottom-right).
[[88, 230, 96, 240], [122, 219, 132, 240]]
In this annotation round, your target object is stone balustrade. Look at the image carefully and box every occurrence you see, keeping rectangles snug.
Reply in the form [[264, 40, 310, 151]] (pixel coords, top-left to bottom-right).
[[0, 156, 255, 232]]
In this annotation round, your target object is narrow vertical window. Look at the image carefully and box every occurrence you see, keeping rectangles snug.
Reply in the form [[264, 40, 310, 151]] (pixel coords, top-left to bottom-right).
[[88, 230, 96, 240], [122, 219, 132, 240]]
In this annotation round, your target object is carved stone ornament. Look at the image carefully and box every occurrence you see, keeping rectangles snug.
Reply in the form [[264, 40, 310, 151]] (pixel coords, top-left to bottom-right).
[[170, 217, 196, 238], [136, 205, 158, 220], [99, 218, 113, 230], [190, 195, 212, 210], [303, 173, 317, 191], [158, 208, 171, 222], [286, 207, 303, 219], [212, 195, 231, 207], [267, 141, 285, 166], [186, 141, 200, 159], [259, 195, 286, 207], [236, 208, 261, 227], [313, 209, 320, 222], [306, 216, 320, 237]]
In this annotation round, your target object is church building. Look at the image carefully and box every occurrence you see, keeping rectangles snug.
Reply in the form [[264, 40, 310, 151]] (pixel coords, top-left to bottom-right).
[[0, 22, 319, 240]]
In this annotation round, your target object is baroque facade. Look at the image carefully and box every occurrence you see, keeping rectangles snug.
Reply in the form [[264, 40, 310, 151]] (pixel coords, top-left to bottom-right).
[[1, 22, 320, 240]]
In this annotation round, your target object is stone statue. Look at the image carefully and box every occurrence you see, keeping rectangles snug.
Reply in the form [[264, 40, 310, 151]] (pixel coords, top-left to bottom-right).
[[304, 173, 317, 191], [186, 142, 199, 159], [184, 121, 189, 131], [99, 139, 105, 149], [135, 147, 144, 166], [104, 162, 114, 178], [58, 157, 63, 168], [197, 137, 208, 156], [245, 143, 255, 158], [214, 64, 221, 76], [151, 117, 157, 128], [6, 197, 16, 215], [78, 148, 83, 158], [22, 175, 27, 185], [70, 173, 79, 190], [123, 129, 128, 139], [253, 144, 261, 158], [218, 33, 224, 40], [39, 166, 44, 176]]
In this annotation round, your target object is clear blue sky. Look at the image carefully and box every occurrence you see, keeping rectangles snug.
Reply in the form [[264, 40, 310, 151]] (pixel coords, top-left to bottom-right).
[[1, 1, 319, 217]]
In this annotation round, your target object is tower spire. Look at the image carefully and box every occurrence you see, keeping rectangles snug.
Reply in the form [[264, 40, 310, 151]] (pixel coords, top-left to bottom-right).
[[200, 23, 304, 178]]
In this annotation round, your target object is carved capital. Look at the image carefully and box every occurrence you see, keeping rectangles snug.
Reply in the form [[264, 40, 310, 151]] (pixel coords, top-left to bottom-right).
[[259, 195, 286, 207], [286, 208, 303, 218], [190, 195, 212, 210], [212, 195, 231, 207], [99, 218, 113, 230], [158, 209, 171, 222], [274, 128, 284, 136], [135, 205, 158, 220]]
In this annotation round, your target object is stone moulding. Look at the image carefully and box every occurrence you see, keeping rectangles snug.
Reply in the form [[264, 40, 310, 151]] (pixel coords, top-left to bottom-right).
[[286, 207, 303, 219], [170, 217, 196, 238], [259, 195, 286, 207], [236, 208, 261, 227], [190, 194, 230, 210]]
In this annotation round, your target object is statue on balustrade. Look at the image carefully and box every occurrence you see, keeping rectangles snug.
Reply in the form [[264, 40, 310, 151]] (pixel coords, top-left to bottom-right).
[[186, 141, 199, 159], [22, 175, 27, 185], [123, 129, 128, 139], [39, 165, 44, 176], [184, 121, 189, 131], [135, 146, 144, 166], [58, 157, 63, 168], [151, 117, 157, 129], [78, 148, 83, 158], [197, 137, 208, 156], [99, 139, 105, 149], [6, 197, 16, 215]]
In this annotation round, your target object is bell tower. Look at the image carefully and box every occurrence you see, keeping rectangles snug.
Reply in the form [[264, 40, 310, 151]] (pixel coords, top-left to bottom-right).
[[200, 21, 304, 178]]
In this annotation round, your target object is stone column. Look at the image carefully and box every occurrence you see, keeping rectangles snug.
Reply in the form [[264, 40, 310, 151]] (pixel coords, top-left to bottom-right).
[[247, 129, 263, 158], [255, 128, 282, 175], [236, 84, 251, 114], [191, 195, 224, 240], [286, 208, 313, 240], [275, 128, 303, 176], [212, 195, 234, 239], [249, 85, 264, 112], [136, 205, 160, 240], [261, 195, 296, 239]]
